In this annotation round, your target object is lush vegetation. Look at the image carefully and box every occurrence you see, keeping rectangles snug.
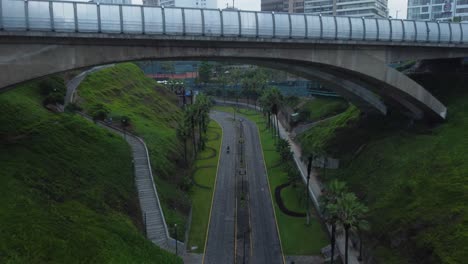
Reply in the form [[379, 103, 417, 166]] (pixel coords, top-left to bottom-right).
[[297, 97, 349, 123], [297, 106, 360, 157], [213, 106, 329, 255], [0, 79, 181, 263], [187, 120, 222, 253], [296, 74, 468, 263], [76, 63, 189, 239]]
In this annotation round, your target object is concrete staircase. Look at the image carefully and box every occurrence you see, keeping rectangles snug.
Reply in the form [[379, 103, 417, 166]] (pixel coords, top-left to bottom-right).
[[77, 114, 183, 252], [127, 135, 170, 249]]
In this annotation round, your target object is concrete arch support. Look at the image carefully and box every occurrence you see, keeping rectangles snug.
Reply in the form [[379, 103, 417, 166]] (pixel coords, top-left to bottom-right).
[[0, 36, 447, 121]]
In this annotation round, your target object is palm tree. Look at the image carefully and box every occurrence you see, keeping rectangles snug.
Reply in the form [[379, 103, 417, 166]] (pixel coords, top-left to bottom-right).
[[353, 218, 370, 261], [319, 180, 347, 264], [176, 116, 190, 165], [335, 192, 369, 264]]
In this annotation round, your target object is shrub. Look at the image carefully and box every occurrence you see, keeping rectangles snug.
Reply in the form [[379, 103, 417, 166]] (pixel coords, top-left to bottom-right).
[[64, 103, 83, 113], [43, 92, 65, 105], [39, 76, 66, 96], [89, 103, 110, 121]]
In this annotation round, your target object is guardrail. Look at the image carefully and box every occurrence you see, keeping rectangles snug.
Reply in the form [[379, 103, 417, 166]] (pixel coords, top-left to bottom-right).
[[1, 0, 468, 45]]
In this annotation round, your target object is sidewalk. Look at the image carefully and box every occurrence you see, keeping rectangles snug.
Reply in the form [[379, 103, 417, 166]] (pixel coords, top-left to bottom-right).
[[276, 116, 361, 264]]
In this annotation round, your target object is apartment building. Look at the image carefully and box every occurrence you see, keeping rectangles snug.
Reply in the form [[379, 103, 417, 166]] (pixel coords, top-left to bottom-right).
[[303, 0, 388, 18]]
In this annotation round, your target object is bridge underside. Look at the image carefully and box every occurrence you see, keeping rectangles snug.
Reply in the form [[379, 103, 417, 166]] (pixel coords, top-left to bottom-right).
[[0, 33, 452, 121]]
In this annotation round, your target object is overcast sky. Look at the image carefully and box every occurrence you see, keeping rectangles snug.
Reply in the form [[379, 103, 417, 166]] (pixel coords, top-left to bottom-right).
[[217, 0, 408, 19]]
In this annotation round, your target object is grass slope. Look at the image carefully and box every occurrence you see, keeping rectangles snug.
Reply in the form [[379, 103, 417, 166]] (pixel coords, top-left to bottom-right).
[[296, 75, 468, 263], [188, 120, 222, 253], [0, 81, 181, 263], [76, 63, 188, 239], [213, 106, 329, 255], [300, 97, 349, 122]]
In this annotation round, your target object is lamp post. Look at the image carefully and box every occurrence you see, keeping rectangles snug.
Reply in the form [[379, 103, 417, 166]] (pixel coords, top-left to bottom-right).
[[306, 155, 312, 225], [121, 117, 127, 140], [174, 224, 178, 255]]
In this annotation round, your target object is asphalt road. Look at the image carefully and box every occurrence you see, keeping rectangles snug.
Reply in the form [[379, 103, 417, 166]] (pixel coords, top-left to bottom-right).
[[242, 117, 283, 264], [204, 111, 237, 264], [204, 111, 283, 264]]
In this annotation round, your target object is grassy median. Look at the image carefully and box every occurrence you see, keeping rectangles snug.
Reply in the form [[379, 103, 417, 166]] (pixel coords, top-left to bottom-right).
[[188, 119, 222, 253], [213, 106, 328, 255]]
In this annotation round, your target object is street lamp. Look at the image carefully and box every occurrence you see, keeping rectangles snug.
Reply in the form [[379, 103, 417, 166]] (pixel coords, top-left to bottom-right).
[[306, 155, 313, 225], [174, 224, 178, 255]]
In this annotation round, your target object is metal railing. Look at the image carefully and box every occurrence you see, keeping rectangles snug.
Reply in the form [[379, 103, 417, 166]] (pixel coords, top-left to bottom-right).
[[1, 0, 468, 44]]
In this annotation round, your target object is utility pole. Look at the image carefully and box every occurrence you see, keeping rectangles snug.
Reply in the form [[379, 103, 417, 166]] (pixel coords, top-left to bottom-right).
[[306, 155, 312, 225]]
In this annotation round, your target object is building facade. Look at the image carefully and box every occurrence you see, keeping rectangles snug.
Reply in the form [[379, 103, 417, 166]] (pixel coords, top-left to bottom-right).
[[303, 0, 388, 18], [159, 0, 217, 8], [407, 0, 468, 21], [92, 0, 132, 4], [261, 0, 304, 13]]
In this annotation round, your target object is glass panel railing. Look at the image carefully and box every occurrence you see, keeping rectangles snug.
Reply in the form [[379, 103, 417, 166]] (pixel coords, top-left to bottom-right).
[[52, 2, 74, 32], [257, 12, 273, 37], [240, 11, 256, 37], [390, 20, 403, 41], [203, 9, 221, 36], [349, 17, 363, 40], [439, 22, 450, 43], [0, 0, 466, 45], [306, 15, 321, 39], [122, 5, 142, 34], [77, 3, 98, 32], [427, 21, 439, 42], [403, 20, 416, 42], [364, 18, 377, 41], [274, 13, 289, 38], [143, 6, 163, 34], [415, 21, 427, 42], [100, 4, 120, 33], [164, 7, 182, 34], [377, 19, 391, 41], [290, 13, 305, 38], [28, 1, 51, 31], [184, 8, 202, 35], [451, 23, 462, 43], [321, 16, 335, 39], [222, 10, 239, 36], [461, 23, 468, 43], [336, 16, 350, 40]]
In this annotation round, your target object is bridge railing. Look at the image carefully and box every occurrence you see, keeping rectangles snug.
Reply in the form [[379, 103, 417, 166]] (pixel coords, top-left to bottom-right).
[[1, 0, 468, 44]]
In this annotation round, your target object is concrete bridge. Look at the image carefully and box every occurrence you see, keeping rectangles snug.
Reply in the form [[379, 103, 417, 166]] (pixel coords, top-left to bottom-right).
[[2, 0, 468, 120]]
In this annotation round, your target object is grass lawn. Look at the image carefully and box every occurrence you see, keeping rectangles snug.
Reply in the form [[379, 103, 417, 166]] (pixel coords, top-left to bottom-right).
[[213, 106, 329, 255], [77, 63, 189, 239], [0, 80, 181, 263], [295, 74, 468, 263], [301, 97, 349, 122], [188, 120, 222, 253]]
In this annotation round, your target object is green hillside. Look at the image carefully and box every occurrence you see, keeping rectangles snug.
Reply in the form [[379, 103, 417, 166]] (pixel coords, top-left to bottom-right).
[[76, 63, 189, 239], [0, 80, 181, 263], [297, 74, 468, 263]]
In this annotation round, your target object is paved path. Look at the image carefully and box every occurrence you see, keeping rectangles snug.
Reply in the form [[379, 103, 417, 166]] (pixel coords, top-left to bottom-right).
[[64, 64, 114, 107], [204, 111, 237, 264]]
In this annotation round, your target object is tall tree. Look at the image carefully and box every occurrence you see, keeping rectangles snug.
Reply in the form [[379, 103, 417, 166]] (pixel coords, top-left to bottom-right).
[[320, 180, 347, 264], [176, 114, 191, 165], [336, 192, 369, 264], [198, 61, 213, 84]]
